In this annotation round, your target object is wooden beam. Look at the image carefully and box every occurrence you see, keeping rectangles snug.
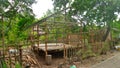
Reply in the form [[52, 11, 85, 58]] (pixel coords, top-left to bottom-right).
[[24, 7, 71, 30]]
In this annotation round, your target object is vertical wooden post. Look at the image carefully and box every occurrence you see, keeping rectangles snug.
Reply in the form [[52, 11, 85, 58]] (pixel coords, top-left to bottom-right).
[[14, 47, 17, 63], [31, 26, 35, 51], [9, 48, 12, 68], [1, 15, 5, 59], [83, 32, 86, 50], [45, 23, 48, 56], [32, 26, 34, 35], [64, 5, 68, 61], [19, 45, 22, 66], [66, 35, 70, 59], [63, 44, 66, 60], [37, 25, 40, 53], [63, 28, 66, 61], [9, 55, 12, 67], [30, 28, 34, 50], [80, 28, 83, 48]]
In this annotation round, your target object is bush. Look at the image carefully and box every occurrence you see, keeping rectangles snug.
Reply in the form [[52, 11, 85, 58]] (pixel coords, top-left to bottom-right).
[[76, 43, 96, 59], [100, 42, 110, 54]]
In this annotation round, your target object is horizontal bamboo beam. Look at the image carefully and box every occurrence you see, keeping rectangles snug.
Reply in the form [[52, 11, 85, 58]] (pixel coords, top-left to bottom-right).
[[24, 7, 71, 30]]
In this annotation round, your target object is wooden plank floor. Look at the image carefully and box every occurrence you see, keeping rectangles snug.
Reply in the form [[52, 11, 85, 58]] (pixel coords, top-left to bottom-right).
[[34, 43, 77, 51]]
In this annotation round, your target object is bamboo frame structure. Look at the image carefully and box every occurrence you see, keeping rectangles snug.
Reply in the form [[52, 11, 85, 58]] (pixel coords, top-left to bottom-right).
[[26, 7, 108, 64], [0, 6, 112, 67]]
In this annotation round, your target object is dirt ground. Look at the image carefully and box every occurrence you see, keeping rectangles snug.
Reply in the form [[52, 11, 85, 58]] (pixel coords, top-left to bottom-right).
[[23, 47, 118, 68], [5, 47, 118, 68]]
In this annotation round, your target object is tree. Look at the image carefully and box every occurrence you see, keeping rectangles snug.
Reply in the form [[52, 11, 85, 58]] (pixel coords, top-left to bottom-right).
[[52, 0, 120, 41], [52, 0, 120, 27], [0, 0, 36, 60], [0, 0, 36, 41]]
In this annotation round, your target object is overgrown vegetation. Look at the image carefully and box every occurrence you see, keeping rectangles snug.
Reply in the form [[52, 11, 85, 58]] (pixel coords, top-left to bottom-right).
[[52, 0, 120, 59], [0, 0, 120, 67], [0, 0, 36, 44]]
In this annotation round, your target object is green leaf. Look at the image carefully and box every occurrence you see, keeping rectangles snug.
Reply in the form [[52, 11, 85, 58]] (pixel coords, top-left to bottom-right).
[[15, 62, 22, 68], [2, 61, 8, 68]]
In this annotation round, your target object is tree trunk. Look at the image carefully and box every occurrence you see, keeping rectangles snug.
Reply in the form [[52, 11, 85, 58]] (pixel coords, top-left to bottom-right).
[[102, 26, 110, 41]]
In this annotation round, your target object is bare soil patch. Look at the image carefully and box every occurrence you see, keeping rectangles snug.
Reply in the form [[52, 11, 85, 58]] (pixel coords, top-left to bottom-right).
[[5, 47, 118, 68]]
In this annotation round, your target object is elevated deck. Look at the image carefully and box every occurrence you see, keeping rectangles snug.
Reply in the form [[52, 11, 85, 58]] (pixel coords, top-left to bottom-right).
[[33, 43, 80, 52]]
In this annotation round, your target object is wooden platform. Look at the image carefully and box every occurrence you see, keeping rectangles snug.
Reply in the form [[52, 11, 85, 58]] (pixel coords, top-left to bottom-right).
[[33, 43, 78, 51]]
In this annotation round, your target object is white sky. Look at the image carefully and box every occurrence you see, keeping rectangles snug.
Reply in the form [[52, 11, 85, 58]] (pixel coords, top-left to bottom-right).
[[32, 0, 53, 19]]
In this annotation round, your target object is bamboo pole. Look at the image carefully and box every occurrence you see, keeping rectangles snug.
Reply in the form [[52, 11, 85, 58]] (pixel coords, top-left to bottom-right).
[[1, 15, 5, 60], [45, 23, 48, 56], [19, 45, 22, 66], [64, 5, 68, 60], [9, 49, 12, 68], [63, 44, 66, 60], [37, 25, 40, 53]]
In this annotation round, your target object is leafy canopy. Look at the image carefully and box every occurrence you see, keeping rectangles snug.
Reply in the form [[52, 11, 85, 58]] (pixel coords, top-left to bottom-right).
[[52, 0, 120, 27], [0, 0, 36, 43]]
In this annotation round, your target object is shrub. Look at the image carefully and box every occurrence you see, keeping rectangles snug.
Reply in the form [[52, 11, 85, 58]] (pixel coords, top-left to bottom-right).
[[100, 42, 110, 54]]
